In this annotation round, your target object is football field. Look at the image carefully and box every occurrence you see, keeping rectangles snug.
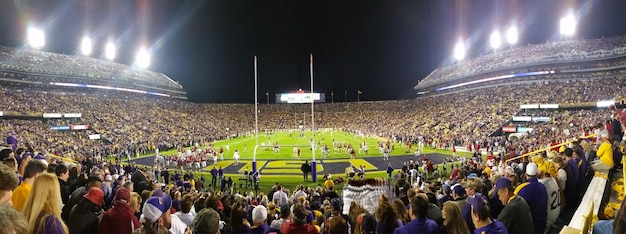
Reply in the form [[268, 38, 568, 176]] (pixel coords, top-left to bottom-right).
[[131, 131, 470, 182]]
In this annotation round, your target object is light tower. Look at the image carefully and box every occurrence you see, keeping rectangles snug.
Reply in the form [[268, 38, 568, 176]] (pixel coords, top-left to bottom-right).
[[453, 39, 466, 61], [80, 36, 93, 56], [560, 13, 576, 37], [27, 26, 45, 49], [490, 31, 502, 51]]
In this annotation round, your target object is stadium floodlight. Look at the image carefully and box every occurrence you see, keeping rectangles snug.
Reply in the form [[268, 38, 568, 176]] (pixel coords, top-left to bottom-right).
[[490, 31, 502, 50], [105, 42, 116, 60], [80, 36, 92, 56], [505, 26, 518, 45], [560, 13, 576, 36], [135, 46, 151, 68], [27, 26, 45, 49], [453, 40, 466, 61]]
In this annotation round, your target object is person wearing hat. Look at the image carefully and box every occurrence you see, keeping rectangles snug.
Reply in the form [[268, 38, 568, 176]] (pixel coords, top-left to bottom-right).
[[251, 205, 270, 234], [468, 193, 507, 234], [193, 205, 222, 234], [135, 195, 173, 234], [514, 162, 547, 234], [62, 174, 103, 222], [437, 184, 453, 205], [461, 177, 484, 232], [592, 133, 614, 172], [393, 193, 439, 234], [450, 184, 467, 214], [68, 187, 105, 234], [534, 156, 561, 231], [99, 188, 140, 234], [494, 177, 533, 234]]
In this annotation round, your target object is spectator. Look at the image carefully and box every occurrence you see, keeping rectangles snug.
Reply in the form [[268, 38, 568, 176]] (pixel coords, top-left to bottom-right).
[[392, 193, 439, 234], [360, 213, 377, 234], [225, 201, 252, 234], [0, 163, 18, 205], [593, 134, 614, 171], [68, 187, 105, 234], [0, 204, 28, 234], [175, 194, 196, 226], [441, 201, 470, 234], [375, 195, 402, 234], [135, 196, 173, 234], [99, 188, 140, 234], [494, 177, 534, 234], [515, 163, 548, 234], [55, 164, 70, 205], [534, 156, 561, 230], [12, 160, 46, 211], [467, 193, 507, 234], [321, 198, 350, 234], [62, 175, 102, 221], [251, 205, 270, 234], [130, 192, 143, 220], [192, 205, 221, 234], [281, 203, 318, 234], [270, 205, 291, 232], [22, 172, 69, 234], [391, 199, 410, 225]]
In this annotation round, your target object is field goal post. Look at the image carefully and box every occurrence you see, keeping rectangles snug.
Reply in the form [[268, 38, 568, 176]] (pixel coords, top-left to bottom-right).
[[252, 54, 319, 182]]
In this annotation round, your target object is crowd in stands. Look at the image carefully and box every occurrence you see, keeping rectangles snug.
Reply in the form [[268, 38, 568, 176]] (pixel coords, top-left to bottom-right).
[[418, 35, 626, 87], [0, 66, 622, 163], [0, 116, 624, 233], [1, 36, 626, 233], [0, 46, 182, 90]]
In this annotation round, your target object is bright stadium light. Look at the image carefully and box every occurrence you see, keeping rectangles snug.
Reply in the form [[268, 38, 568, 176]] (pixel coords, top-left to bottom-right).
[[80, 36, 92, 56], [105, 42, 116, 60], [27, 26, 45, 49], [560, 13, 576, 36], [453, 40, 466, 61], [490, 31, 502, 50], [135, 46, 151, 68], [506, 26, 518, 45]]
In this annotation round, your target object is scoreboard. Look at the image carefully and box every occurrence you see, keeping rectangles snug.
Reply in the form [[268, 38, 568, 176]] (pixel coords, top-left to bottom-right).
[[275, 93, 325, 103]]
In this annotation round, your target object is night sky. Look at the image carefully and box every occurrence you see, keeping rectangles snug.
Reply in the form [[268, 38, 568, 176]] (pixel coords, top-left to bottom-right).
[[1, 0, 626, 103]]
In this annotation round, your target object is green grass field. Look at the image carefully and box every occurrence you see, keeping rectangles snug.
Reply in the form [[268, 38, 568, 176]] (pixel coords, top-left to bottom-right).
[[152, 130, 468, 160], [133, 130, 473, 193]]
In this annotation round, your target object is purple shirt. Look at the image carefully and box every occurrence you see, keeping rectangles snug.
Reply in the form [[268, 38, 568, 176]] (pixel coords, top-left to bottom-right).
[[392, 218, 439, 234], [35, 215, 66, 234], [474, 220, 508, 234]]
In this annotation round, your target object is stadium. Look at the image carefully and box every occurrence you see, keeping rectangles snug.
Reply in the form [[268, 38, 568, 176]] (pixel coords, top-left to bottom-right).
[[0, 2, 625, 234]]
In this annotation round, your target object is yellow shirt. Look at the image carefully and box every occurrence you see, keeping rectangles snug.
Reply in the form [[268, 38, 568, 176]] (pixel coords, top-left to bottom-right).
[[324, 179, 334, 189], [12, 182, 32, 211], [597, 141, 614, 168]]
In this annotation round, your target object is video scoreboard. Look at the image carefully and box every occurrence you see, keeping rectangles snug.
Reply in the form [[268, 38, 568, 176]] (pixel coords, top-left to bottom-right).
[[275, 92, 326, 103]]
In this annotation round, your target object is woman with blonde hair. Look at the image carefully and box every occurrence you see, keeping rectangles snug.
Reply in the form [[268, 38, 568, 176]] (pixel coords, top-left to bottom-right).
[[130, 192, 142, 221], [375, 195, 402, 234], [22, 172, 69, 234], [441, 201, 470, 234]]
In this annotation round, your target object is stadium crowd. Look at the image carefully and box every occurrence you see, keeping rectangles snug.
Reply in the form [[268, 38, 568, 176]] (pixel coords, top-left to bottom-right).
[[0, 35, 626, 234], [418, 35, 626, 87], [0, 122, 623, 234], [0, 46, 182, 90]]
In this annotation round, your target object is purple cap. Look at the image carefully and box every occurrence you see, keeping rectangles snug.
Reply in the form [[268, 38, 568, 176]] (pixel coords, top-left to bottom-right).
[[493, 177, 512, 192], [142, 195, 172, 222], [467, 193, 488, 213]]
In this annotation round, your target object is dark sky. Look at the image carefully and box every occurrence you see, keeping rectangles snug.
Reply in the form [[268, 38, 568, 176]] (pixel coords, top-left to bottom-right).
[[1, 0, 626, 103]]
